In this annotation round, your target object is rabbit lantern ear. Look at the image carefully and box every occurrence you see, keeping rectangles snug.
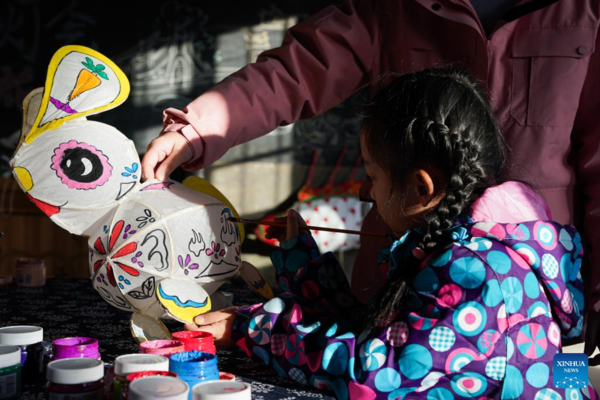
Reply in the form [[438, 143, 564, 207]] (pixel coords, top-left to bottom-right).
[[23, 45, 130, 144]]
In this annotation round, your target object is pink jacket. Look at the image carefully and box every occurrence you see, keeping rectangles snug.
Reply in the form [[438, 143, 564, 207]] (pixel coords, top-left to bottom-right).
[[163, 0, 600, 311]]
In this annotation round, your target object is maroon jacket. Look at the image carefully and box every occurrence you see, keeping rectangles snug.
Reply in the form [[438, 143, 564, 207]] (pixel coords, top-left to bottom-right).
[[164, 0, 600, 311]]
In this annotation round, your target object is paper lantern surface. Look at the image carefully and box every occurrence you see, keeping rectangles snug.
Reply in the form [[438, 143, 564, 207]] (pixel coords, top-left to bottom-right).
[[10, 46, 242, 328]]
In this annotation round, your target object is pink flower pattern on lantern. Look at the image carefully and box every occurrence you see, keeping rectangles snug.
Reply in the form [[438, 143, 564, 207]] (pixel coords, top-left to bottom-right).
[[206, 241, 226, 259], [178, 254, 199, 275]]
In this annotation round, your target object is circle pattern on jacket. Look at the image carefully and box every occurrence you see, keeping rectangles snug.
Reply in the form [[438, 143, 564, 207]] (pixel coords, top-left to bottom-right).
[[451, 372, 487, 397], [501, 277, 524, 314], [322, 342, 348, 375], [429, 326, 456, 352], [534, 389, 562, 400], [453, 301, 487, 336], [513, 243, 540, 269], [445, 348, 477, 374], [271, 333, 286, 355], [485, 356, 507, 380], [503, 365, 524, 399], [399, 344, 432, 379], [526, 363, 549, 388], [374, 368, 401, 392], [387, 321, 409, 347], [517, 323, 548, 359], [360, 338, 387, 371], [482, 279, 503, 307], [285, 333, 306, 365], [534, 221, 557, 251], [289, 368, 307, 384], [542, 254, 559, 279], [449, 257, 486, 288], [248, 314, 272, 345], [487, 251, 512, 274], [548, 321, 561, 347]]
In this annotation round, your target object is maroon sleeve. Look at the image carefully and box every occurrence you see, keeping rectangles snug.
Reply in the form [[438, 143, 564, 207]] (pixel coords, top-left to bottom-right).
[[572, 28, 600, 313], [163, 0, 384, 169]]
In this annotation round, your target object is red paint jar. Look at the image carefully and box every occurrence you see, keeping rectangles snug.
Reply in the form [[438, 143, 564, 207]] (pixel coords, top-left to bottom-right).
[[172, 331, 216, 355]]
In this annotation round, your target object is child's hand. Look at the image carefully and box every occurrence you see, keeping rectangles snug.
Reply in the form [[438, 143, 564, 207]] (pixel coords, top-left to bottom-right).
[[141, 131, 193, 181], [265, 210, 310, 243], [184, 306, 238, 349]]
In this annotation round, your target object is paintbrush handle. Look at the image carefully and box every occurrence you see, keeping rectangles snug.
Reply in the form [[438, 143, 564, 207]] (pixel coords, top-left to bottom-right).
[[228, 217, 388, 238]]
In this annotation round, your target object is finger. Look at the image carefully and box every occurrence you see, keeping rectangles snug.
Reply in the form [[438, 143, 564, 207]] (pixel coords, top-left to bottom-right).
[[184, 322, 201, 331], [287, 210, 298, 240], [194, 306, 237, 325], [155, 154, 181, 181], [141, 148, 163, 181]]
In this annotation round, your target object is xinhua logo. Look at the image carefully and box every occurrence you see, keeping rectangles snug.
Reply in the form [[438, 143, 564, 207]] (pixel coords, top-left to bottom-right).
[[553, 353, 588, 388]]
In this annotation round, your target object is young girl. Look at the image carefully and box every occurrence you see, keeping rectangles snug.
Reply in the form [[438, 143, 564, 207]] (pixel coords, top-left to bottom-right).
[[187, 69, 595, 399]]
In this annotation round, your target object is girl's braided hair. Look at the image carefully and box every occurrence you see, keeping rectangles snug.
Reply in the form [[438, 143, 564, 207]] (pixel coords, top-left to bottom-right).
[[361, 68, 506, 329]]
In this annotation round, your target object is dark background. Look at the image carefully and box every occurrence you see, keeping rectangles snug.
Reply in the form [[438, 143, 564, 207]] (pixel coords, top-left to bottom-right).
[[0, 0, 365, 184]]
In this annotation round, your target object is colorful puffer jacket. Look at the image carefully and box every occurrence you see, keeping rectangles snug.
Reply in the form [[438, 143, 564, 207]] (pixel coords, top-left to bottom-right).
[[232, 220, 597, 399]]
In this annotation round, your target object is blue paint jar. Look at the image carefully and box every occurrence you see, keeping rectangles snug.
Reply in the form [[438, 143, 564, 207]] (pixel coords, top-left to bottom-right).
[[169, 351, 218, 399]]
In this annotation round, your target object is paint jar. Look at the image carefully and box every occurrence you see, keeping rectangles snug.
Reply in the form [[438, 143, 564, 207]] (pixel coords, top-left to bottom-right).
[[169, 351, 218, 391], [0, 275, 13, 287], [121, 371, 178, 399], [112, 354, 169, 400], [52, 337, 100, 360], [140, 340, 185, 357], [128, 376, 189, 400], [0, 326, 44, 384], [15, 258, 46, 287], [172, 331, 216, 355], [46, 358, 104, 400], [0, 345, 21, 400], [192, 381, 251, 400]]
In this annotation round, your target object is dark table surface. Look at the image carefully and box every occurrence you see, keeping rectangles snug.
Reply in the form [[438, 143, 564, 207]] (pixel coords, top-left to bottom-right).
[[0, 278, 335, 400]]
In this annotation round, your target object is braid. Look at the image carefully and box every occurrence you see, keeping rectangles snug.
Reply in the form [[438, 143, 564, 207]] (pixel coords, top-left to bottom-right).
[[420, 122, 489, 250], [359, 68, 505, 330]]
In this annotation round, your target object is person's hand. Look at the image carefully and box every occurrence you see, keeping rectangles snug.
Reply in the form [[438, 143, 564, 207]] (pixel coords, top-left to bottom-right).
[[141, 131, 193, 181], [265, 209, 310, 243], [184, 306, 238, 348], [585, 310, 600, 366]]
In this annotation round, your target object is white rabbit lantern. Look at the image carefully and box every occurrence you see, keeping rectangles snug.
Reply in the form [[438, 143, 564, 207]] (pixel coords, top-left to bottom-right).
[[10, 46, 245, 334]]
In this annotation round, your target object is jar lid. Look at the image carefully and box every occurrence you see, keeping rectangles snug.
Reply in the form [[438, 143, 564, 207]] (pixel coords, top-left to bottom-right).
[[47, 358, 104, 384], [0, 345, 21, 369], [129, 376, 189, 400], [115, 354, 169, 376], [0, 326, 43, 345], [192, 381, 251, 399]]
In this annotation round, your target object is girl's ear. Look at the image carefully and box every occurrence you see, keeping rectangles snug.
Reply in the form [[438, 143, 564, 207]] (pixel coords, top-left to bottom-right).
[[413, 169, 436, 206]]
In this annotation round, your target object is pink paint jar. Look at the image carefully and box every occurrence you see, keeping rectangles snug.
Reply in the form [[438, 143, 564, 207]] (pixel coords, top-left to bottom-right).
[[15, 258, 46, 288], [52, 337, 100, 360], [172, 331, 216, 355], [140, 340, 185, 357]]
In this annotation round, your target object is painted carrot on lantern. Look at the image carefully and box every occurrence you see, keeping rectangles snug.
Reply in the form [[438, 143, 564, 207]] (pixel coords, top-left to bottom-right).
[[69, 57, 109, 101]]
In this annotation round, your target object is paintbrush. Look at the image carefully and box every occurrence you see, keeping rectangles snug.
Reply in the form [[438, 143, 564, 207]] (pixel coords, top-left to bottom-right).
[[227, 217, 388, 238]]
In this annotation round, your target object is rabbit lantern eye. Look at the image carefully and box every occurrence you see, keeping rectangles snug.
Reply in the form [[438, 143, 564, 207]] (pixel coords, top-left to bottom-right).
[[52, 140, 112, 190]]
